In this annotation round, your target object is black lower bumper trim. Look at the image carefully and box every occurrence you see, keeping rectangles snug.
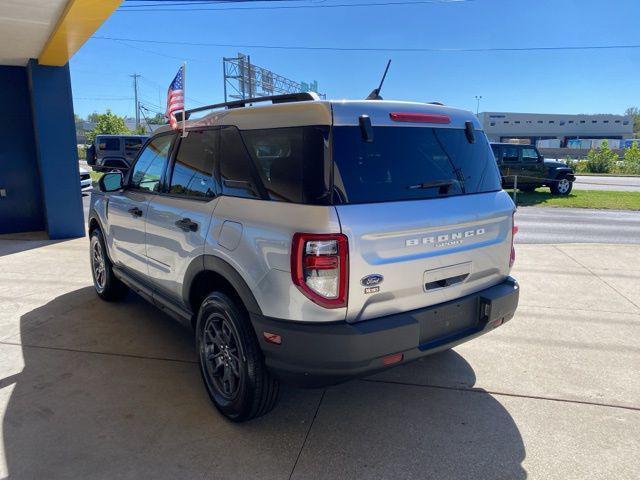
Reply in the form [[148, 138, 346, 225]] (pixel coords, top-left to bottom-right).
[[251, 277, 519, 387]]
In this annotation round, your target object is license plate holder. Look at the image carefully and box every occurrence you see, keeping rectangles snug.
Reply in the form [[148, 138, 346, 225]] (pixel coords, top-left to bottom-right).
[[417, 296, 480, 345]]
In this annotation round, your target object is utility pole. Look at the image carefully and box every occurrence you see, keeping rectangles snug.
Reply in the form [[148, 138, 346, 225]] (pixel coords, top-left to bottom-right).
[[131, 73, 141, 128], [475, 95, 483, 115]]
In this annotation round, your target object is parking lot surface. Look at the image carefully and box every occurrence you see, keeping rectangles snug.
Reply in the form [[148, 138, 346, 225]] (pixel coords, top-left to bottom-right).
[[0, 238, 638, 479]]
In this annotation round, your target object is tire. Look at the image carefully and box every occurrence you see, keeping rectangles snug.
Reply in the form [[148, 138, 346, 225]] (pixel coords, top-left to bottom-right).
[[196, 292, 279, 422], [90, 229, 128, 301], [550, 174, 573, 196]]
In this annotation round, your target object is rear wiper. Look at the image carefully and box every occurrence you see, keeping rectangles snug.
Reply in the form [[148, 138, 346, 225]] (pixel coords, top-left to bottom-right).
[[407, 180, 454, 194]]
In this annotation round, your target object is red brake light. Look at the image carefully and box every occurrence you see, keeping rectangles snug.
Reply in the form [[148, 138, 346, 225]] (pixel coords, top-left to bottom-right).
[[291, 233, 348, 309], [389, 112, 451, 124]]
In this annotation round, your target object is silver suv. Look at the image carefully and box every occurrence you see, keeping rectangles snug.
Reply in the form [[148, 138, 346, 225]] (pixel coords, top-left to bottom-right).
[[88, 93, 519, 421]]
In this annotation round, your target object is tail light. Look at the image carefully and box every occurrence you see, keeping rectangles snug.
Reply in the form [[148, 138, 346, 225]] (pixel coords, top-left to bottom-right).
[[510, 212, 518, 268], [291, 233, 348, 308]]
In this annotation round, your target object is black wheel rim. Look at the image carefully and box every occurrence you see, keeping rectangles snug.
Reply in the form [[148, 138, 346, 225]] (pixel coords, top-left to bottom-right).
[[200, 314, 242, 400]]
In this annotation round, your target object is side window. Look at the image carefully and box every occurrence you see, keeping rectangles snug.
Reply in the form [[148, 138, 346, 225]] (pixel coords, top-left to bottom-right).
[[124, 137, 144, 156], [129, 135, 174, 192], [98, 137, 120, 151], [241, 127, 327, 203], [521, 147, 539, 162], [503, 146, 520, 163], [169, 129, 217, 198], [219, 126, 260, 199], [491, 145, 502, 162]]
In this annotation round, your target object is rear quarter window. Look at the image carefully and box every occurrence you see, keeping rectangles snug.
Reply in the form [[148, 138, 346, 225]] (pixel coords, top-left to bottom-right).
[[241, 126, 329, 204], [98, 137, 120, 151]]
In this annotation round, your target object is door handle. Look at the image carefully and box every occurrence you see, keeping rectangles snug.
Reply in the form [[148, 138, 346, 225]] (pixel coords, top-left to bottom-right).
[[128, 207, 143, 217], [175, 217, 198, 232]]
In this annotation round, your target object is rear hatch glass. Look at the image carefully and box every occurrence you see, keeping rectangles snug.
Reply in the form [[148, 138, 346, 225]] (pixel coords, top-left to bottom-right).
[[331, 126, 501, 204]]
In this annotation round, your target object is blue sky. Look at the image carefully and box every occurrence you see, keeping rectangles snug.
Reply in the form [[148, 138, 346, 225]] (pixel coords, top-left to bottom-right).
[[70, 0, 640, 119]]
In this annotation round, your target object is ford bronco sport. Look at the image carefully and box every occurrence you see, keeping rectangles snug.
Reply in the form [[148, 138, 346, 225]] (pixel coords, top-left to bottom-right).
[[88, 93, 520, 422]]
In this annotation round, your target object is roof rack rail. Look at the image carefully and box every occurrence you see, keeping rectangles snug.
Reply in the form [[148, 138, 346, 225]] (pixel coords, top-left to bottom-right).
[[177, 92, 319, 121]]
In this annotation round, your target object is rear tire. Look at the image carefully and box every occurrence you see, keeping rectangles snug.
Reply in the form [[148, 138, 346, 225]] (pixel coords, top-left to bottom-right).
[[550, 174, 573, 196], [90, 229, 128, 301], [196, 292, 279, 422]]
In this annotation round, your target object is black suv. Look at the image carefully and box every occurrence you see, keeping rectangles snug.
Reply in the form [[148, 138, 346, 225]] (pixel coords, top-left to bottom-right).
[[491, 143, 575, 195]]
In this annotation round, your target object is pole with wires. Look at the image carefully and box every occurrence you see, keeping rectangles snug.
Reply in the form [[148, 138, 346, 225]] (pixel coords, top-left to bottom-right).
[[131, 73, 141, 128]]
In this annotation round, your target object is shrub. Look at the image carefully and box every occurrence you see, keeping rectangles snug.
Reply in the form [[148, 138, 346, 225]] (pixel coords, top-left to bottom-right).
[[622, 141, 640, 174], [585, 141, 618, 173]]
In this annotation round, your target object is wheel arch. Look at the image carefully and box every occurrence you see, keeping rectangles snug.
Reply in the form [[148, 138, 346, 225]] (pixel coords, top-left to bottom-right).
[[552, 167, 573, 178], [88, 215, 102, 236], [184, 255, 263, 329]]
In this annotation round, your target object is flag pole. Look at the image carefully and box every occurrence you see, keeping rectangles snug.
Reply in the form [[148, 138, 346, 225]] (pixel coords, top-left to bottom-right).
[[181, 62, 187, 137]]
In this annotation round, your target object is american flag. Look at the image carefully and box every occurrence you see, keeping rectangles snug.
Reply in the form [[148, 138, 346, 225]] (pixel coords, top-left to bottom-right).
[[166, 65, 185, 130]]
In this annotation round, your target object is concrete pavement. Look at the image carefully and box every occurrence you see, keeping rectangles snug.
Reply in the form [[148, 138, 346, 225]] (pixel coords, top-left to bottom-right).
[[0, 238, 638, 479]]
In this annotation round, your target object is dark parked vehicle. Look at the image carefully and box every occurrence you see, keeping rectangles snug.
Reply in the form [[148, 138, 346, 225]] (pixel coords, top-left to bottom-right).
[[86, 135, 148, 172], [491, 143, 575, 195]]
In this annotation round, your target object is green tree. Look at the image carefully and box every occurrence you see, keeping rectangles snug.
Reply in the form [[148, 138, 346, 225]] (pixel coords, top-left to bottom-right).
[[86, 110, 129, 144], [147, 113, 166, 125], [622, 140, 640, 174], [585, 140, 618, 173], [131, 124, 148, 135], [625, 107, 640, 135]]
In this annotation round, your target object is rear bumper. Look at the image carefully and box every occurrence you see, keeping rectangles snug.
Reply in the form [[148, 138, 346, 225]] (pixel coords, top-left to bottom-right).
[[251, 277, 519, 387]]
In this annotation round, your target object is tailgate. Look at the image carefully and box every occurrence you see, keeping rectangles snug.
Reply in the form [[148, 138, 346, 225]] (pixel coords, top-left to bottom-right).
[[336, 191, 515, 322]]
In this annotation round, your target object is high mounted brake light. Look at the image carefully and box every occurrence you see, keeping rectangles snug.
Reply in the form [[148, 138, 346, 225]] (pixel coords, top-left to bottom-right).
[[291, 233, 348, 309], [389, 112, 451, 124]]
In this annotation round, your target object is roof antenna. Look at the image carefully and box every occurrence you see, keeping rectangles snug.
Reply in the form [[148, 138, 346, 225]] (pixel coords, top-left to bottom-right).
[[366, 59, 391, 100]]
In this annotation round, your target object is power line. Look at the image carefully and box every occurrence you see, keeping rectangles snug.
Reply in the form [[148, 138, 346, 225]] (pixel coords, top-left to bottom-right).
[[93, 36, 640, 53], [118, 0, 472, 11], [74, 96, 133, 100], [122, 0, 295, 4]]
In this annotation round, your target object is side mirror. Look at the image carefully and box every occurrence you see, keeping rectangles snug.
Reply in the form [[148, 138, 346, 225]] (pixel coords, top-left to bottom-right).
[[98, 172, 123, 193]]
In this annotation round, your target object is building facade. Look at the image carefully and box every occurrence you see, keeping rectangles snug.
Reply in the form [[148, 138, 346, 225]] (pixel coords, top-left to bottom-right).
[[478, 112, 634, 148]]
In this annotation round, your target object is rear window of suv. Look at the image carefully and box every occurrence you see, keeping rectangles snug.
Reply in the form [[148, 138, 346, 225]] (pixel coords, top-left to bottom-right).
[[331, 127, 502, 204]]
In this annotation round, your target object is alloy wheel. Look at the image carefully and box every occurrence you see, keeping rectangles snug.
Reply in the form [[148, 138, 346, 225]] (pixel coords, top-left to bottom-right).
[[201, 314, 243, 399], [91, 238, 106, 291], [557, 178, 570, 194]]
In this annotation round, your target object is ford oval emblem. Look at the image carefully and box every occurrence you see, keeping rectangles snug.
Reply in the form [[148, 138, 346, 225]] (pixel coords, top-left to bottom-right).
[[361, 274, 384, 287]]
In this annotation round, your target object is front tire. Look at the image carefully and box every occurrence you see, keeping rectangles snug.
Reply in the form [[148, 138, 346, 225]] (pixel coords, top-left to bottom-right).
[[90, 229, 128, 301], [551, 174, 573, 196], [196, 292, 279, 422]]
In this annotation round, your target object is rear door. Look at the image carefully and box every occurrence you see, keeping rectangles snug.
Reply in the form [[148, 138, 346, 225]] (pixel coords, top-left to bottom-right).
[[145, 129, 219, 301], [331, 124, 515, 322]]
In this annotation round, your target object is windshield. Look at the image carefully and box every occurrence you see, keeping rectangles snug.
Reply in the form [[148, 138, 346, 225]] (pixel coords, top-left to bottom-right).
[[331, 126, 501, 204]]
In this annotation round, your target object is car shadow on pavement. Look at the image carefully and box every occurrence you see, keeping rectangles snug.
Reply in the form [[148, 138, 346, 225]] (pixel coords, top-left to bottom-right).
[[2, 287, 526, 479], [0, 238, 67, 258]]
